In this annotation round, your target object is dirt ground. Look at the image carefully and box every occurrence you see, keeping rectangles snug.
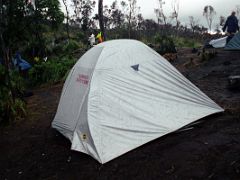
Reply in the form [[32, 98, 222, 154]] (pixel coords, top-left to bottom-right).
[[1, 48, 240, 180]]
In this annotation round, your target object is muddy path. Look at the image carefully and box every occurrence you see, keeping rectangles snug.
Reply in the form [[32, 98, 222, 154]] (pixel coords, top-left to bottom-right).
[[1, 49, 240, 180]]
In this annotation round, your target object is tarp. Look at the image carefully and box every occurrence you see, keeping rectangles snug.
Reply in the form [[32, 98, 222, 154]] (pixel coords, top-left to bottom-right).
[[225, 32, 240, 50], [18, 59, 32, 70], [209, 36, 227, 48], [14, 52, 32, 71], [52, 40, 224, 163]]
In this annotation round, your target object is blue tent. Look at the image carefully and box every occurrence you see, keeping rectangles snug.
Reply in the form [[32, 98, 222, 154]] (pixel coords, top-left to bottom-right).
[[225, 32, 240, 50], [14, 52, 31, 71]]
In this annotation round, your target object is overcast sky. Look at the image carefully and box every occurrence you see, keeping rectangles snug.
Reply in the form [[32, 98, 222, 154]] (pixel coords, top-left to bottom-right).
[[61, 0, 240, 29], [101, 0, 240, 28]]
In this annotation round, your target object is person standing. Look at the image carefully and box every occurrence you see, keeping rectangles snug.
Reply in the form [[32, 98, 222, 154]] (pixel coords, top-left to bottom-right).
[[223, 11, 239, 43]]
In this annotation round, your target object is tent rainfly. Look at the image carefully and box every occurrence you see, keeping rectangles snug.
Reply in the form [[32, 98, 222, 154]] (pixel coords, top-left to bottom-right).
[[52, 40, 224, 163], [225, 32, 240, 50]]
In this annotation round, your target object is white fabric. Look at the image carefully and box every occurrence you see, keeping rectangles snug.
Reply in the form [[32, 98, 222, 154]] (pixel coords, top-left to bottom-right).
[[52, 39, 224, 163], [88, 34, 95, 46], [209, 36, 227, 48]]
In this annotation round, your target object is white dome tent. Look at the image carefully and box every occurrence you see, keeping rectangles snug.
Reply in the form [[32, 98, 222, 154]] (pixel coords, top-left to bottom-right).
[[52, 40, 223, 163]]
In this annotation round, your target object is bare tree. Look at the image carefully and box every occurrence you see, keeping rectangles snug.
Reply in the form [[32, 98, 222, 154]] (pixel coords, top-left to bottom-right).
[[62, 0, 70, 39], [120, 1, 128, 14], [154, 0, 167, 26], [236, 5, 240, 25], [126, 0, 139, 38], [98, 0, 105, 39], [171, 0, 180, 29], [189, 16, 199, 34], [72, 0, 83, 25], [203, 5, 216, 32], [136, 13, 143, 36], [215, 24, 221, 34], [219, 16, 225, 26], [103, 5, 111, 29], [72, 0, 96, 29], [111, 1, 125, 29]]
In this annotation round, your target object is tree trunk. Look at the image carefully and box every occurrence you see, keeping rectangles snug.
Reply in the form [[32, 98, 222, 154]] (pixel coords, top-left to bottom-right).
[[128, 11, 131, 38], [128, 1, 132, 39], [98, 0, 105, 40], [62, 0, 70, 40]]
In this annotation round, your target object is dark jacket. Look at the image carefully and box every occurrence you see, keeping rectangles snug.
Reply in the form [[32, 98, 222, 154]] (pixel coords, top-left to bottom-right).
[[223, 15, 239, 33]]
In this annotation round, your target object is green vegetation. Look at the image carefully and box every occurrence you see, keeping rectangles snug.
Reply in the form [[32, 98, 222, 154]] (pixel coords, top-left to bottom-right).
[[0, 0, 65, 124], [0, 65, 26, 124], [0, 0, 222, 124], [154, 34, 177, 55], [174, 37, 202, 48], [29, 56, 77, 86]]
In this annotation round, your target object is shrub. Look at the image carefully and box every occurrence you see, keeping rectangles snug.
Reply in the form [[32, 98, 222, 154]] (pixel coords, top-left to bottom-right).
[[75, 31, 85, 41], [174, 37, 201, 48], [154, 34, 177, 55], [63, 40, 81, 53], [53, 40, 86, 56], [29, 56, 76, 86], [0, 65, 26, 124]]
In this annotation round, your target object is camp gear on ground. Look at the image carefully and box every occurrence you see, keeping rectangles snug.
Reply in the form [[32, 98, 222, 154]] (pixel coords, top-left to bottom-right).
[[96, 32, 103, 43]]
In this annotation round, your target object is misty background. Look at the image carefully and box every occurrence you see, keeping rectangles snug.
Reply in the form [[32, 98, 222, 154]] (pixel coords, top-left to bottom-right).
[[60, 0, 240, 31]]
